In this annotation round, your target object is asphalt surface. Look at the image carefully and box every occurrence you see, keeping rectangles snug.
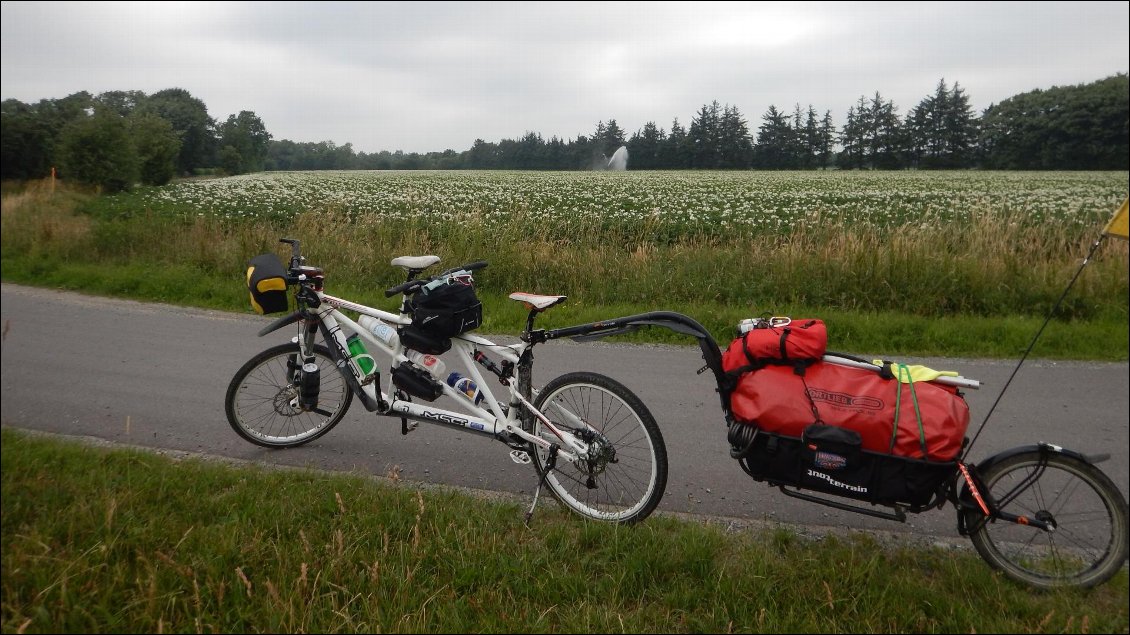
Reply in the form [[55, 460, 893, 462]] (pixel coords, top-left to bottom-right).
[[2, 282, 1127, 542]]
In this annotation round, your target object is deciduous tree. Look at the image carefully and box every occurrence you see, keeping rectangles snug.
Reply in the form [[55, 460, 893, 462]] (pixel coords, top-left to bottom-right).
[[57, 108, 138, 192]]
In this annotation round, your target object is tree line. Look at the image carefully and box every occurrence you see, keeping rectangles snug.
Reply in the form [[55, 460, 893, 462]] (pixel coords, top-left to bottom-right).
[[264, 75, 1127, 173], [2, 74, 1126, 190], [1, 88, 270, 190]]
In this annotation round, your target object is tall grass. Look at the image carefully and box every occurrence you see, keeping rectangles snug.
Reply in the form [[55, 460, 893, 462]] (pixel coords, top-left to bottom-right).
[[2, 178, 1127, 358], [3, 428, 1127, 633]]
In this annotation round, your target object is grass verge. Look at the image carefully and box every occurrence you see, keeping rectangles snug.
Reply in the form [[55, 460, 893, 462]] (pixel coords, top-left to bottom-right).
[[2, 179, 1127, 360], [2, 428, 1127, 633]]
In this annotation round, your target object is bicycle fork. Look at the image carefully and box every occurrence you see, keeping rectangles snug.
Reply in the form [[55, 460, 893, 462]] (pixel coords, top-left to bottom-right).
[[958, 459, 1056, 534]]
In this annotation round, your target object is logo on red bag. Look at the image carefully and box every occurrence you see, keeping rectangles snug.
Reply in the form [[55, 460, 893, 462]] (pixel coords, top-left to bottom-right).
[[807, 388, 884, 412]]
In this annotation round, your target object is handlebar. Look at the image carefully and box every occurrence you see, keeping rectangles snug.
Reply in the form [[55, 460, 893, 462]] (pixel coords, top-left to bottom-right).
[[440, 260, 488, 276], [278, 238, 487, 299], [385, 279, 424, 298], [279, 238, 303, 270], [384, 261, 489, 298]]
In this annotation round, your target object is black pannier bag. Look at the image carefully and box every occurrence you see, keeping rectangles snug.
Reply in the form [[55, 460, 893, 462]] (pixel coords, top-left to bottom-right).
[[402, 270, 483, 353], [246, 253, 288, 315]]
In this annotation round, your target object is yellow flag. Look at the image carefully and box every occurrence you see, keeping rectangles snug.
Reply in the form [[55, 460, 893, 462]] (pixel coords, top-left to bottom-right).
[[1104, 198, 1129, 240]]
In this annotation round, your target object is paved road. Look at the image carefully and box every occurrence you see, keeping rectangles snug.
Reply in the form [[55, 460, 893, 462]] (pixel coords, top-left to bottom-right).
[[2, 283, 1127, 540]]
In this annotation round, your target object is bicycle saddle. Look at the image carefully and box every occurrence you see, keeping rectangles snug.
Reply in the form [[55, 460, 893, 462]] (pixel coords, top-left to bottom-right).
[[391, 255, 440, 271], [509, 292, 567, 311]]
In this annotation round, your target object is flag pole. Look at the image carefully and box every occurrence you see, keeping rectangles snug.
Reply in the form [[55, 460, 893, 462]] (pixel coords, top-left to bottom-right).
[[962, 198, 1128, 459]]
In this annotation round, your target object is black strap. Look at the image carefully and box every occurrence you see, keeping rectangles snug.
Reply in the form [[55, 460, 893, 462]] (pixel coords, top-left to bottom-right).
[[741, 330, 758, 366], [778, 327, 791, 360], [727, 329, 816, 377], [799, 373, 823, 424]]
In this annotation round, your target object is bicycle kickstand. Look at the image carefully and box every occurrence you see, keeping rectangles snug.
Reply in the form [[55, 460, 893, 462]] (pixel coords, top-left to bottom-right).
[[524, 444, 559, 527]]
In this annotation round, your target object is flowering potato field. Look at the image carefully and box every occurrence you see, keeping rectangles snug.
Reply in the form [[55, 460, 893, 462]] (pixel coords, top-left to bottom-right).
[[3, 170, 1127, 355], [91, 170, 1128, 239]]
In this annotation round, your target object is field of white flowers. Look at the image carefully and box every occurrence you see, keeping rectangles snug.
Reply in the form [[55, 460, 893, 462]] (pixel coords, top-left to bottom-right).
[[97, 170, 1129, 237]]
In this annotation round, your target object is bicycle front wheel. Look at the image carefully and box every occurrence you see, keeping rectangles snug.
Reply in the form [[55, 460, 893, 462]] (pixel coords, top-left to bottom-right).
[[225, 343, 353, 448], [965, 449, 1129, 589], [529, 372, 667, 524]]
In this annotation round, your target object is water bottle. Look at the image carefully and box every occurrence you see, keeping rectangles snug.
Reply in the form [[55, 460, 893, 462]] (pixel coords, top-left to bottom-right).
[[359, 314, 399, 348], [346, 334, 376, 376], [406, 349, 446, 379], [446, 372, 484, 405]]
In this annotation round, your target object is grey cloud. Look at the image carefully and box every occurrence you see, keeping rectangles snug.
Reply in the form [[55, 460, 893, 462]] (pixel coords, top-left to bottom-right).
[[3, 1, 1126, 153]]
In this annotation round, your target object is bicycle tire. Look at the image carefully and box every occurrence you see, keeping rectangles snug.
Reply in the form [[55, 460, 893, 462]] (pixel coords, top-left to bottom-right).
[[529, 371, 668, 524], [964, 450, 1129, 589], [225, 343, 354, 448]]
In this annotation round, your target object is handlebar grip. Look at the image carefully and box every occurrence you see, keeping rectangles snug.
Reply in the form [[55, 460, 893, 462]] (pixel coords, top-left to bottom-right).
[[441, 261, 489, 276], [385, 280, 422, 298]]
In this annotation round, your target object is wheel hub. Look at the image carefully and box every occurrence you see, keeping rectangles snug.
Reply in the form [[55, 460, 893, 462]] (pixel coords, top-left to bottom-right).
[[1035, 509, 1057, 532], [581, 436, 617, 475], [273, 387, 302, 416]]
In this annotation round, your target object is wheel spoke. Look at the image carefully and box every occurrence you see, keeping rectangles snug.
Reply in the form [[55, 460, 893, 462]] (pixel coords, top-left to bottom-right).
[[226, 344, 353, 448], [968, 451, 1127, 589], [530, 373, 667, 524]]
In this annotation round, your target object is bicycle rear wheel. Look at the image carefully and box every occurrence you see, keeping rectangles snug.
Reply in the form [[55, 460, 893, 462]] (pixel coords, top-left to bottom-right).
[[965, 449, 1129, 589], [225, 343, 353, 448], [529, 372, 667, 524]]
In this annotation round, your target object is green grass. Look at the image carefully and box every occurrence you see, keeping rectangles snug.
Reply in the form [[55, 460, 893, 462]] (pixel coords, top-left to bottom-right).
[[2, 249, 1126, 361], [3, 428, 1126, 633], [2, 176, 1127, 360]]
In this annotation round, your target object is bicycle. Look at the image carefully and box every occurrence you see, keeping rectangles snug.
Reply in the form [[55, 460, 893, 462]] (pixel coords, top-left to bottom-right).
[[552, 311, 1129, 590], [226, 238, 668, 524]]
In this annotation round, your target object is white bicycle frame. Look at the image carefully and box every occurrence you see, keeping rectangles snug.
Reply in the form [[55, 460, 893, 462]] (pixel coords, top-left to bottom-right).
[[304, 290, 593, 463]]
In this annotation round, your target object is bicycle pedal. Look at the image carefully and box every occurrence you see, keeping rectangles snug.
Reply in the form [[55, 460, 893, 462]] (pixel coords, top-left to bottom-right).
[[509, 449, 532, 465]]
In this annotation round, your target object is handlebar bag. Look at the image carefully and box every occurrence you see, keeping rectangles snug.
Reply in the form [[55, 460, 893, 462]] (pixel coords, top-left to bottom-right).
[[722, 319, 827, 375], [407, 271, 483, 340], [246, 253, 288, 315]]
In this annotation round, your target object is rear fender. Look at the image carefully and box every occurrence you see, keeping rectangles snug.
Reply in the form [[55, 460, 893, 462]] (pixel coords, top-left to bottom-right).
[[957, 443, 1104, 531]]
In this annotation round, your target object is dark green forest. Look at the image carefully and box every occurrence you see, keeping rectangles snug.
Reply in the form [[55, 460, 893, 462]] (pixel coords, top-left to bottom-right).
[[2, 75, 1126, 190]]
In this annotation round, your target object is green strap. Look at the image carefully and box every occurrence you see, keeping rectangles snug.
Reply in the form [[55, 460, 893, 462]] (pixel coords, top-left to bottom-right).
[[889, 364, 929, 457], [890, 367, 901, 453]]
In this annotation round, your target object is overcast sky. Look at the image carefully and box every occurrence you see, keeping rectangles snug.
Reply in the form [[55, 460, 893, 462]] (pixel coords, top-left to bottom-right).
[[2, 1, 1127, 154]]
